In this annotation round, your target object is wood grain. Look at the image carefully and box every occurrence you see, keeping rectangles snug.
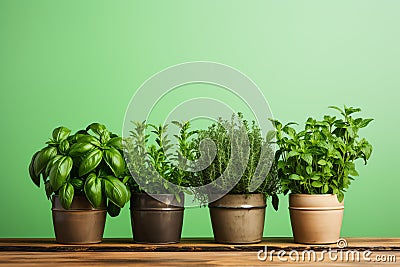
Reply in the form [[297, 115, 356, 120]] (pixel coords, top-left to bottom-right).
[[0, 238, 399, 266]]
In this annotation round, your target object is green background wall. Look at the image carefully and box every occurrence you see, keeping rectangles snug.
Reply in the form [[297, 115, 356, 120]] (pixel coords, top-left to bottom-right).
[[1, 0, 399, 238]]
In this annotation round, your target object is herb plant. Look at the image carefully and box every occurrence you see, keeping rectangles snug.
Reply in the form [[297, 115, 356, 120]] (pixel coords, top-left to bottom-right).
[[124, 121, 194, 201], [192, 113, 280, 209], [29, 123, 130, 216], [270, 106, 373, 202]]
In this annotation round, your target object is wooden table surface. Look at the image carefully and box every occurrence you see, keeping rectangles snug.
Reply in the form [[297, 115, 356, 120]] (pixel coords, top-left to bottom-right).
[[0, 238, 399, 266]]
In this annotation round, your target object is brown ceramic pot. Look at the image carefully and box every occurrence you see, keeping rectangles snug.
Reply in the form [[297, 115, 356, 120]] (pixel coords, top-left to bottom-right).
[[52, 195, 106, 244], [130, 193, 184, 244], [209, 194, 266, 244], [289, 194, 344, 244]]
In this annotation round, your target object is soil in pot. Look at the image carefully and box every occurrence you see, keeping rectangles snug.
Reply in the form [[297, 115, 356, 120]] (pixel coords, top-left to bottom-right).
[[130, 193, 184, 244], [209, 193, 266, 244], [289, 194, 344, 244], [52, 195, 106, 244]]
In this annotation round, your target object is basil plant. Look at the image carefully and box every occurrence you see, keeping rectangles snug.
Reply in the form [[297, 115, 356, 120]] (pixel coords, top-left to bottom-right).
[[29, 123, 130, 216], [271, 106, 373, 202]]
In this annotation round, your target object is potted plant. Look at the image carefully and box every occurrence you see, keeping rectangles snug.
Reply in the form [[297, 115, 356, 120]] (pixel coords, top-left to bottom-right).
[[28, 123, 130, 244], [124, 121, 193, 244], [271, 106, 373, 244], [191, 113, 280, 244]]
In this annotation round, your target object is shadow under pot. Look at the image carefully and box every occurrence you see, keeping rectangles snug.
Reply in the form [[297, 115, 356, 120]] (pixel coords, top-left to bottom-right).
[[130, 193, 184, 244], [52, 195, 106, 244], [209, 193, 266, 244], [289, 194, 344, 244]]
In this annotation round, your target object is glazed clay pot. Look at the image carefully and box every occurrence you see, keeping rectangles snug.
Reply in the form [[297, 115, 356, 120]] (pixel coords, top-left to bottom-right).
[[52, 195, 106, 244], [130, 193, 184, 244], [289, 194, 344, 244], [209, 194, 266, 244]]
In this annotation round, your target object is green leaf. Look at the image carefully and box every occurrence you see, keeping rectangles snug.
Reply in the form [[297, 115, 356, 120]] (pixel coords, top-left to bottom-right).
[[102, 176, 129, 208], [301, 153, 313, 165], [107, 201, 121, 217], [322, 184, 329, 193], [311, 175, 320, 180], [45, 180, 53, 199], [49, 156, 73, 191], [79, 149, 103, 176], [311, 181, 323, 187], [69, 142, 95, 156], [29, 151, 41, 187], [306, 166, 312, 175], [358, 118, 373, 128], [328, 106, 345, 116], [108, 137, 123, 150], [337, 191, 344, 202], [272, 194, 279, 211], [59, 140, 70, 155], [289, 174, 301, 180], [317, 159, 327, 166], [33, 147, 58, 176], [265, 130, 275, 143], [104, 147, 126, 177], [84, 173, 103, 208], [44, 155, 63, 178], [59, 182, 74, 210], [86, 123, 107, 136], [70, 178, 84, 190], [76, 135, 101, 147], [52, 127, 71, 142], [287, 151, 300, 158]]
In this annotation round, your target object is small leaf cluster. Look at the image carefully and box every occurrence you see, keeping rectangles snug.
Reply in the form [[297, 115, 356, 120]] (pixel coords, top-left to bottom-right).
[[125, 121, 196, 200], [29, 123, 130, 216], [270, 106, 373, 202], [192, 113, 280, 209]]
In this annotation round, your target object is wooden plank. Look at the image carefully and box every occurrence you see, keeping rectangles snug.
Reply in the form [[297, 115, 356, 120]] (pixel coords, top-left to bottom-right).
[[0, 251, 399, 266], [0, 238, 399, 252], [0, 238, 399, 266]]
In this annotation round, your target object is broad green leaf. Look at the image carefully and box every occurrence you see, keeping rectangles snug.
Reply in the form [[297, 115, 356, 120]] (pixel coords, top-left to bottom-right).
[[44, 155, 63, 178], [361, 142, 373, 160], [86, 123, 107, 136], [84, 173, 103, 208], [272, 194, 279, 211], [29, 151, 41, 187], [311, 175, 320, 180], [59, 140, 70, 155], [69, 142, 95, 156], [49, 156, 73, 191], [104, 147, 125, 177], [289, 174, 301, 180], [34, 147, 58, 176], [76, 135, 101, 147], [45, 180, 53, 199], [79, 149, 103, 176], [306, 166, 312, 175], [322, 184, 329, 193], [59, 182, 74, 210], [358, 118, 373, 128], [311, 181, 323, 188], [108, 137, 123, 150], [301, 153, 313, 165], [52, 127, 71, 142], [70, 178, 84, 189], [317, 159, 327, 165], [102, 176, 129, 208], [265, 130, 276, 143], [287, 151, 300, 158], [328, 106, 345, 116], [107, 201, 121, 217]]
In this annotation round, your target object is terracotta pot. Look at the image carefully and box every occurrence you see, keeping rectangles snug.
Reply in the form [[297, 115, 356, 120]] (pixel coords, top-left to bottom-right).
[[52, 195, 106, 244], [289, 194, 344, 244], [209, 194, 266, 244], [130, 193, 184, 244]]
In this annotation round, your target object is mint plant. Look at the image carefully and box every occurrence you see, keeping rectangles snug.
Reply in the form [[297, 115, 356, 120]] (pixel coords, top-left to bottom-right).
[[270, 106, 373, 202]]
